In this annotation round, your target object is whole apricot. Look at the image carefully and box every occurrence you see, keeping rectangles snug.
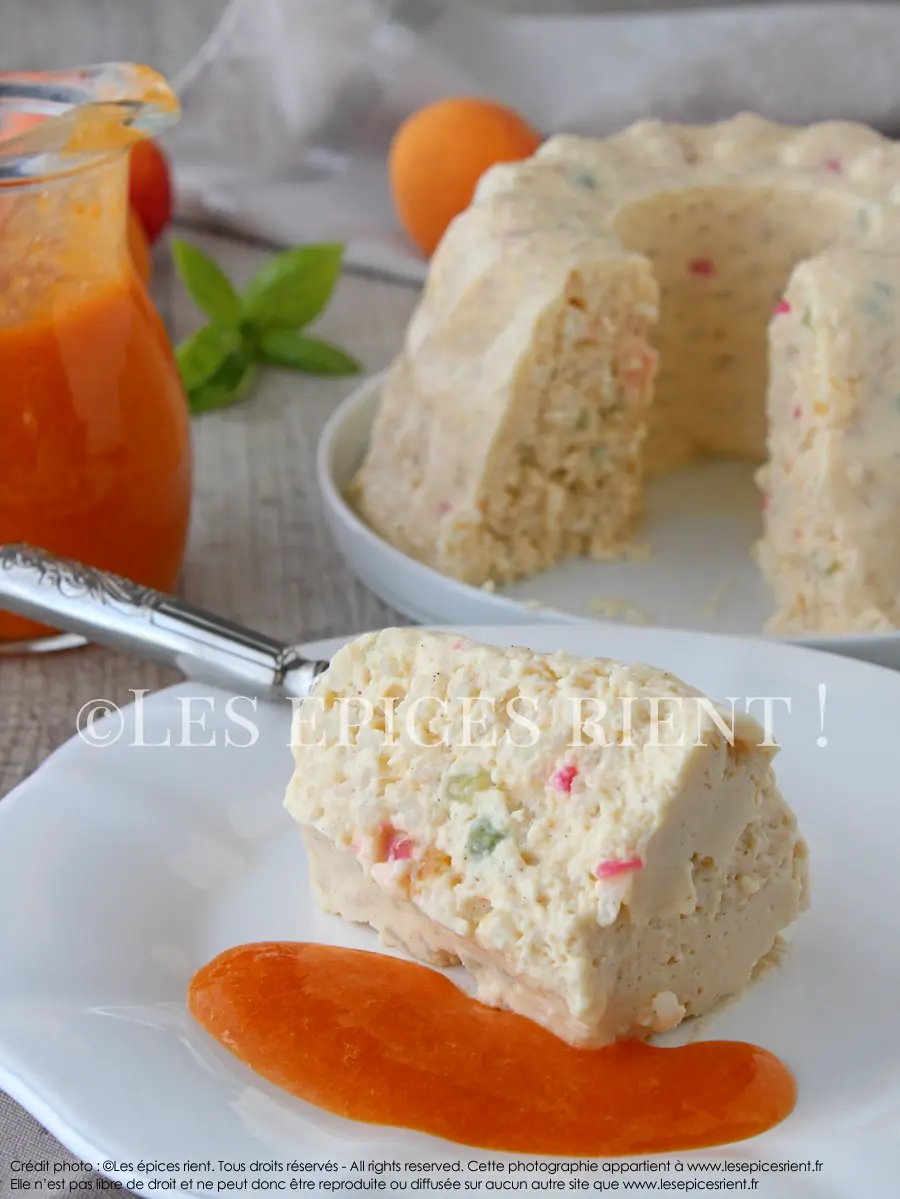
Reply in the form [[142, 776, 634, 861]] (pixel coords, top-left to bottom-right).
[[0, 111, 45, 140], [389, 96, 542, 257], [127, 206, 152, 284], [129, 138, 173, 244]]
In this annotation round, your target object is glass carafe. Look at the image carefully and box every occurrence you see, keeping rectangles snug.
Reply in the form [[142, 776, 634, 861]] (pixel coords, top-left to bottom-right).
[[0, 64, 192, 651]]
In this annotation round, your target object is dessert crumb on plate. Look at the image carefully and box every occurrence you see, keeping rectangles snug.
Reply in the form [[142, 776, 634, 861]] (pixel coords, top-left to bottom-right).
[[702, 576, 735, 615], [589, 597, 654, 625]]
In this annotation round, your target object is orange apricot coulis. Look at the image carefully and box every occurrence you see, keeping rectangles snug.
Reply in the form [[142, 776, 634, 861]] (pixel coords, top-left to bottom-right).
[[0, 153, 190, 642], [188, 942, 796, 1157], [0, 272, 191, 640]]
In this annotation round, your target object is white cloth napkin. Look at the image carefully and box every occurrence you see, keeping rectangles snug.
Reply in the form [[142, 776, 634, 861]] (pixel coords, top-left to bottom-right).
[[167, 1, 900, 285]]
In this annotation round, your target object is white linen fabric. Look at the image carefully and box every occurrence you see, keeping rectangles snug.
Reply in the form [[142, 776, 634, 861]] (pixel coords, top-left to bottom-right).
[[167, 1, 900, 281]]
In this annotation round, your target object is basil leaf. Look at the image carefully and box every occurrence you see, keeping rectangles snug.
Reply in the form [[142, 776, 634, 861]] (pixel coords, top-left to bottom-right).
[[241, 243, 344, 330], [255, 329, 361, 375], [175, 324, 237, 392], [187, 353, 256, 415], [171, 239, 243, 329]]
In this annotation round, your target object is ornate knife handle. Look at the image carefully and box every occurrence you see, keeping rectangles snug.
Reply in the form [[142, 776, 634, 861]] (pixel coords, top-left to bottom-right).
[[0, 544, 328, 698]]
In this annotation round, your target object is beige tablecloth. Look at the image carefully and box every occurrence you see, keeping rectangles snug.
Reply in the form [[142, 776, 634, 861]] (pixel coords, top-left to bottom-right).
[[0, 232, 419, 1188]]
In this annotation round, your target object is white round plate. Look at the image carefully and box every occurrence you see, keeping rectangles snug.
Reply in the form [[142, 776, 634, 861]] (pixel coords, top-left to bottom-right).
[[0, 623, 898, 1194], [318, 373, 900, 670]]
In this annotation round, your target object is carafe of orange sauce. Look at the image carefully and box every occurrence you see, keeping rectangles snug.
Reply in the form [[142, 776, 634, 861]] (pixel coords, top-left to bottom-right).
[[0, 64, 191, 649]]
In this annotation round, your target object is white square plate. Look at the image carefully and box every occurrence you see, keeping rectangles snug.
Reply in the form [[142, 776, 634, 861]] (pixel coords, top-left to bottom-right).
[[1, 624, 898, 1196]]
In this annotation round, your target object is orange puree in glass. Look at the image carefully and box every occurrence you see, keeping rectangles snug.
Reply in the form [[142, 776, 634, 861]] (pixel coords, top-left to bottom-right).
[[0, 161, 191, 642], [188, 942, 797, 1157]]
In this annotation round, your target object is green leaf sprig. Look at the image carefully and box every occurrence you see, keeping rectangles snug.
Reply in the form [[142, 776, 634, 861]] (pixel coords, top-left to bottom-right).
[[171, 239, 362, 415]]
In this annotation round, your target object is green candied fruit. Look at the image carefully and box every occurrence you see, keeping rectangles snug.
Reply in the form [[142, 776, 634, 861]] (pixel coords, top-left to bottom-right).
[[591, 445, 607, 464], [445, 764, 492, 803], [571, 169, 597, 190], [860, 297, 885, 320], [813, 550, 840, 576], [466, 818, 506, 861], [860, 281, 894, 322], [801, 308, 814, 330]]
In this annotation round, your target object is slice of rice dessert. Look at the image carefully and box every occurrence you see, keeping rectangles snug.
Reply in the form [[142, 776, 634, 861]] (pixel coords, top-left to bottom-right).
[[349, 194, 659, 587], [285, 629, 809, 1048]]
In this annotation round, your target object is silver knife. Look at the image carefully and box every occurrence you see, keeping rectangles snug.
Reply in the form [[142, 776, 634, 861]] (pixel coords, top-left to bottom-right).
[[0, 544, 331, 700]]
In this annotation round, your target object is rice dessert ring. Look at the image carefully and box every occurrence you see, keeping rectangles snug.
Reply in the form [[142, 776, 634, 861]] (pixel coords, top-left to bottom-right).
[[352, 114, 900, 634]]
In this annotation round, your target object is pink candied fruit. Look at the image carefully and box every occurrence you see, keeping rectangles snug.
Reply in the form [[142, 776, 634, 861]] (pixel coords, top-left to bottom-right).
[[437, 500, 452, 515], [550, 764, 578, 794], [761, 492, 770, 512], [622, 345, 658, 388], [688, 257, 716, 278], [450, 639, 466, 650], [774, 299, 791, 316], [824, 157, 843, 174], [594, 857, 643, 880], [386, 831, 415, 862], [792, 405, 802, 421], [376, 822, 416, 863]]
